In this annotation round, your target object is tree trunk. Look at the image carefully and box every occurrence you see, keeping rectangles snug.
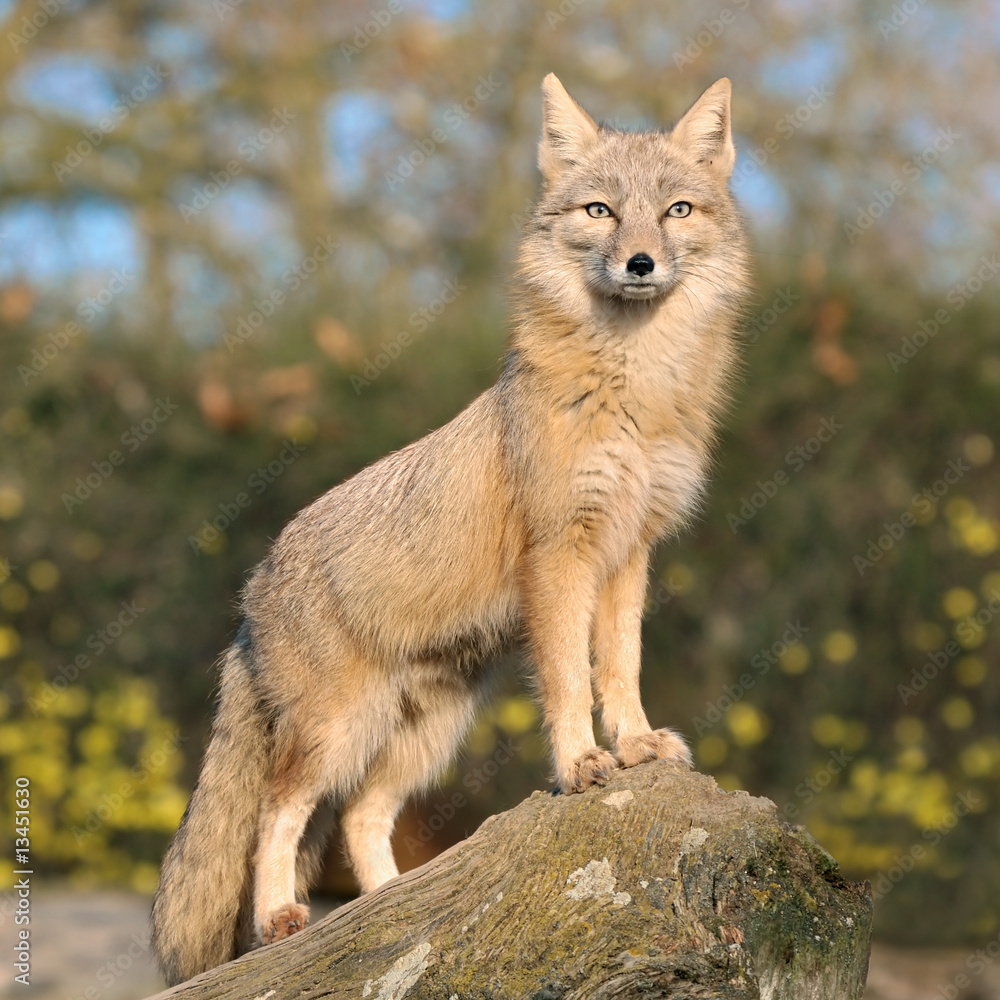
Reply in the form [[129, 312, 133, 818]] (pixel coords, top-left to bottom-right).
[[146, 763, 872, 999]]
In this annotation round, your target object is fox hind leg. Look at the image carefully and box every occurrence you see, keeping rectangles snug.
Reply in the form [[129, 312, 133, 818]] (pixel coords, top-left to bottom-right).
[[342, 668, 480, 894], [254, 771, 322, 945], [253, 706, 377, 946], [294, 796, 338, 900]]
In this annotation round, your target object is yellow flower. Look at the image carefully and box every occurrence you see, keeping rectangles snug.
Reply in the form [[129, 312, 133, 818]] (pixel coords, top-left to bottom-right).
[[697, 734, 727, 767], [944, 497, 976, 527], [779, 644, 810, 674], [956, 656, 987, 687], [0, 486, 24, 520], [911, 622, 945, 651], [896, 746, 927, 772], [943, 588, 977, 619], [27, 560, 60, 592], [811, 714, 847, 747], [960, 739, 1000, 779], [959, 519, 999, 556], [0, 626, 20, 659], [661, 562, 694, 595], [962, 434, 994, 466], [822, 631, 857, 663], [77, 724, 118, 759], [0, 582, 29, 613], [941, 697, 973, 730], [726, 703, 769, 746], [495, 697, 537, 735], [893, 717, 925, 746]]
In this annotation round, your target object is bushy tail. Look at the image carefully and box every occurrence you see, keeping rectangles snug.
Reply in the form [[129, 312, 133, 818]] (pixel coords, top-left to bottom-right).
[[151, 644, 271, 986]]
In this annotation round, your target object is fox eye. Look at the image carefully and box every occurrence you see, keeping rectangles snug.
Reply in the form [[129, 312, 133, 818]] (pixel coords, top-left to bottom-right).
[[585, 202, 613, 218], [666, 201, 692, 218]]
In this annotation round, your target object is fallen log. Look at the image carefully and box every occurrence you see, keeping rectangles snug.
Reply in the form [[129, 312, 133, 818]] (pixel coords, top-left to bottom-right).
[[147, 762, 872, 999]]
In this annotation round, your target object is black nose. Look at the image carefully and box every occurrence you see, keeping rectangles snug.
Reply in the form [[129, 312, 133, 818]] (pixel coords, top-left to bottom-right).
[[626, 253, 655, 276]]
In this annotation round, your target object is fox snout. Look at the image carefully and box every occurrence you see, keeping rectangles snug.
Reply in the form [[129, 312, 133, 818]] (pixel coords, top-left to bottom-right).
[[610, 243, 675, 300], [626, 253, 655, 276]]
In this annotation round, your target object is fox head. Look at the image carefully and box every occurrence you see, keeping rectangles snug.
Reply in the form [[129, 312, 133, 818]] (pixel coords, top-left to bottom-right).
[[518, 74, 749, 325]]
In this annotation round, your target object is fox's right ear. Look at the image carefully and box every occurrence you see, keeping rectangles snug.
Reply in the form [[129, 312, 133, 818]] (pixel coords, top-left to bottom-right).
[[538, 73, 599, 183]]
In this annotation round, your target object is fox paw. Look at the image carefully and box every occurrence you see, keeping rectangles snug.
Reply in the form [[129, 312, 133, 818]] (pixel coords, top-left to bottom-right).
[[615, 728, 692, 769], [258, 902, 309, 945], [559, 747, 617, 794]]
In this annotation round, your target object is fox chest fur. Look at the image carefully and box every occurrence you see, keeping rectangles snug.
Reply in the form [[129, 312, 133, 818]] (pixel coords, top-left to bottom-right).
[[506, 311, 730, 576]]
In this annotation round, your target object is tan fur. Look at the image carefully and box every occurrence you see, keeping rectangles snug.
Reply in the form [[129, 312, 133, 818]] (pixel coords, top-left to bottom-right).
[[151, 74, 750, 985]]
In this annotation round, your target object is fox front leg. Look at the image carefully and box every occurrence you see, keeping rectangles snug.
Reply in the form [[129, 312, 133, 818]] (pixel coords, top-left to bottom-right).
[[522, 545, 617, 793], [593, 547, 692, 770]]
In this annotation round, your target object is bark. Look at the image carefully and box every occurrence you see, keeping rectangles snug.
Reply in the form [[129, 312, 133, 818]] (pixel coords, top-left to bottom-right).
[[146, 762, 872, 1000]]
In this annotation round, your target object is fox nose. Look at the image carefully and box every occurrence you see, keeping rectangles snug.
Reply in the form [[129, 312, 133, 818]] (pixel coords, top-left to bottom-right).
[[626, 253, 655, 276]]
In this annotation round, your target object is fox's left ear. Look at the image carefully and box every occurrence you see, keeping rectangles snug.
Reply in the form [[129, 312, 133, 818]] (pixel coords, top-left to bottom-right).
[[538, 73, 599, 183], [670, 78, 736, 180]]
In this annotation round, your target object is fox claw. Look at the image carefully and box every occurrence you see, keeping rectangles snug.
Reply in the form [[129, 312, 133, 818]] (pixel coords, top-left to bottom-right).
[[615, 728, 692, 769], [559, 747, 618, 794], [258, 902, 309, 946]]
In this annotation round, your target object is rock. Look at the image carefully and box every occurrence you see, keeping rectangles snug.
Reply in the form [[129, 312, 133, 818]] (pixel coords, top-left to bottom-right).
[[145, 762, 872, 999]]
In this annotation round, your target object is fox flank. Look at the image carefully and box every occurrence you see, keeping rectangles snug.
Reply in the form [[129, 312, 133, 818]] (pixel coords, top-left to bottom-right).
[[151, 74, 751, 986]]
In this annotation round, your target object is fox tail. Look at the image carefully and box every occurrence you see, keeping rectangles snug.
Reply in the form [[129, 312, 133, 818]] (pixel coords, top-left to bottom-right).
[[151, 643, 270, 986]]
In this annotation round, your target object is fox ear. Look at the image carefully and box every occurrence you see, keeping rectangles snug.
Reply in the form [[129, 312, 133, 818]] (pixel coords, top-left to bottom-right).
[[538, 73, 599, 182], [670, 78, 736, 179]]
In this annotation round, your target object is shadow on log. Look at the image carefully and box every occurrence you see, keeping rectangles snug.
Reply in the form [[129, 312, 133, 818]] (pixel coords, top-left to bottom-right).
[[147, 763, 872, 999]]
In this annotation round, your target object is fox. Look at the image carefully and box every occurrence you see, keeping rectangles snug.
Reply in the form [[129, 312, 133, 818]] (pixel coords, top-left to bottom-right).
[[151, 73, 751, 986]]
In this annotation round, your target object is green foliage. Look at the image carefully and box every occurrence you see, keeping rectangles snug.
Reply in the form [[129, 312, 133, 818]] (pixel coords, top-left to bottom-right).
[[0, 674, 187, 893]]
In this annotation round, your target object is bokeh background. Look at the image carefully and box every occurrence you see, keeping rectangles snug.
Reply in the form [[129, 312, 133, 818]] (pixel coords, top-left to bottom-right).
[[0, 0, 999, 994]]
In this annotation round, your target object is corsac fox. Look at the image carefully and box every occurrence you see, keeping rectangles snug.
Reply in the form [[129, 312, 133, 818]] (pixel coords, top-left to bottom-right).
[[152, 73, 750, 985]]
